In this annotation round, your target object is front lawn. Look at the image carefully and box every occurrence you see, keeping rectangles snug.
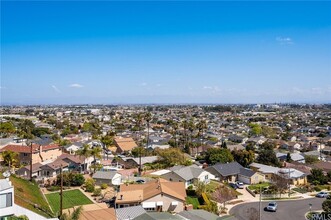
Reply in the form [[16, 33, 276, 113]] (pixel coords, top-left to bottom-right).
[[248, 182, 271, 191], [9, 175, 53, 217], [46, 189, 93, 215], [186, 196, 200, 209]]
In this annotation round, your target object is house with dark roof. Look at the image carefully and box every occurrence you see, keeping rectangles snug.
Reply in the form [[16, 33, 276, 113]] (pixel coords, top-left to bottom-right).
[[160, 165, 216, 188], [205, 162, 264, 184]]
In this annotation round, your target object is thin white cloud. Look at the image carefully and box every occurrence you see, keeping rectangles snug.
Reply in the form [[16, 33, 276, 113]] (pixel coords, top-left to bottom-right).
[[51, 85, 61, 93], [0, 86, 6, 89], [139, 82, 147, 87], [69, 83, 84, 88], [203, 86, 213, 90], [276, 37, 293, 45]]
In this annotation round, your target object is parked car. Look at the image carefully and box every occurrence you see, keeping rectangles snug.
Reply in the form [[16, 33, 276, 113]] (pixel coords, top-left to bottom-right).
[[266, 202, 277, 212], [136, 179, 146, 184], [316, 192, 329, 198], [229, 182, 238, 189], [236, 181, 244, 189]]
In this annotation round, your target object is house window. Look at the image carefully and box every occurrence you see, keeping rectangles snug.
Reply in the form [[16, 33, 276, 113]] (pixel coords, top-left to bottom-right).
[[23, 153, 28, 157], [0, 193, 12, 208], [145, 207, 155, 211], [205, 175, 209, 180]]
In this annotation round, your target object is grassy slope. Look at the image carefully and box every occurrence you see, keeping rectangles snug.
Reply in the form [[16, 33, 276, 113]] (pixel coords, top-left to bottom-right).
[[9, 175, 53, 217], [186, 196, 200, 209], [46, 189, 93, 215]]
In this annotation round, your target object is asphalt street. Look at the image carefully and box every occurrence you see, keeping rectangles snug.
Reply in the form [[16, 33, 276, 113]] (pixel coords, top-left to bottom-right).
[[229, 198, 325, 220]]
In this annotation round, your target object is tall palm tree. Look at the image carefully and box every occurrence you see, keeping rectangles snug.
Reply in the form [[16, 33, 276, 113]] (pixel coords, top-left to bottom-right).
[[197, 120, 207, 155], [181, 119, 189, 150], [76, 144, 91, 171], [90, 146, 102, 162]]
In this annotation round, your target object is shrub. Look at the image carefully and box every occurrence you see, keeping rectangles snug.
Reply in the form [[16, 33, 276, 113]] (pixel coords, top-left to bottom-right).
[[100, 183, 108, 189], [187, 185, 193, 190], [92, 188, 101, 197], [85, 179, 95, 193], [314, 186, 322, 192], [72, 174, 85, 186], [47, 186, 60, 192]]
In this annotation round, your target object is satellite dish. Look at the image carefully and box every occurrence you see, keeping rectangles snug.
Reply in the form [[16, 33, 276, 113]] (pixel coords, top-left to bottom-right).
[[3, 171, 11, 178]]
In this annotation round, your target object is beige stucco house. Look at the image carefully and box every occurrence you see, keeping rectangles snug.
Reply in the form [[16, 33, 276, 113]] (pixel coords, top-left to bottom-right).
[[115, 178, 186, 213]]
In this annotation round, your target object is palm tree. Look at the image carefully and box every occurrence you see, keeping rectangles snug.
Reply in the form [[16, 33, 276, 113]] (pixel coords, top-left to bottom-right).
[[90, 146, 102, 162], [60, 206, 83, 220], [181, 119, 189, 150], [1, 150, 18, 170], [197, 120, 207, 155], [76, 144, 91, 171]]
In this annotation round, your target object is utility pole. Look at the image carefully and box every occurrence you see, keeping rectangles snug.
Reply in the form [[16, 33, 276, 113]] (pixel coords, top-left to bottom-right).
[[59, 164, 63, 218], [259, 186, 262, 220], [30, 142, 33, 181]]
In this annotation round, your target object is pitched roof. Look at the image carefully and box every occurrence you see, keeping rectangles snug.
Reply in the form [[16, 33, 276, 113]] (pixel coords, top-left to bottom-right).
[[166, 165, 205, 181], [116, 178, 186, 204], [178, 210, 223, 220], [0, 144, 61, 153], [115, 137, 138, 152], [208, 162, 244, 176], [92, 171, 118, 180], [116, 206, 146, 220], [133, 212, 184, 220]]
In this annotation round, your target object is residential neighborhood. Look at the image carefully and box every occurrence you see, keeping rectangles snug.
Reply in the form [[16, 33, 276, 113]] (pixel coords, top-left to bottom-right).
[[0, 104, 330, 220]]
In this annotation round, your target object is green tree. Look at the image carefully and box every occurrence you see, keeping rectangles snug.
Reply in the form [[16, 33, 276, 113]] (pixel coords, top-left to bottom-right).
[[256, 149, 280, 167], [76, 144, 91, 158], [59, 206, 83, 220], [205, 148, 234, 165], [308, 168, 327, 185], [1, 150, 18, 168], [85, 179, 95, 193], [0, 121, 16, 137], [322, 198, 331, 213], [304, 155, 319, 164], [232, 149, 255, 167], [131, 146, 146, 158], [156, 148, 191, 167], [248, 123, 262, 136]]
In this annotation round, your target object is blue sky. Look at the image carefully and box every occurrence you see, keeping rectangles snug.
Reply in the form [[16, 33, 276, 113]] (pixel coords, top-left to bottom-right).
[[1, 1, 331, 104]]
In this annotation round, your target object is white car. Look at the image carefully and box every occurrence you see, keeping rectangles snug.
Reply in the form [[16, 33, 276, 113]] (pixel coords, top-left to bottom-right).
[[236, 181, 244, 189], [266, 202, 277, 212]]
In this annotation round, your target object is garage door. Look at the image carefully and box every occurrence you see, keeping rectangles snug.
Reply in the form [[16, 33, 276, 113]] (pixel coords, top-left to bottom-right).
[[238, 175, 250, 184]]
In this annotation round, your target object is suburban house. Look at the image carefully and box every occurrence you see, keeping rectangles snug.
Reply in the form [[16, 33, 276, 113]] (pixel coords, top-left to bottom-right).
[[115, 178, 186, 213], [0, 178, 14, 219], [205, 161, 264, 184], [92, 171, 122, 186], [15, 158, 66, 183], [250, 162, 307, 185], [276, 152, 305, 163], [160, 165, 216, 188], [114, 137, 138, 154], [0, 144, 62, 165]]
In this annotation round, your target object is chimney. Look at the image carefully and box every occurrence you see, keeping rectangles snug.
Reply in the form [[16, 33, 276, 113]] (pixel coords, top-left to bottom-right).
[[120, 195, 123, 200]]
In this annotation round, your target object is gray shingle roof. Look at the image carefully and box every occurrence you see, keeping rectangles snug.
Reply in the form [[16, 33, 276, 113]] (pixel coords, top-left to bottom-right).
[[133, 212, 184, 220], [211, 161, 244, 176], [116, 206, 146, 220], [92, 171, 117, 180], [178, 210, 223, 220]]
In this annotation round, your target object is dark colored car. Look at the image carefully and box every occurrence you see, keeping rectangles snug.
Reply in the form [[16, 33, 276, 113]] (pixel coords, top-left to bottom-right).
[[229, 182, 238, 189], [136, 179, 146, 184]]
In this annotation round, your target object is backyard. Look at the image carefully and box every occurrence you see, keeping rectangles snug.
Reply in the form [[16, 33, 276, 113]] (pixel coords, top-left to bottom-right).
[[46, 189, 93, 215]]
